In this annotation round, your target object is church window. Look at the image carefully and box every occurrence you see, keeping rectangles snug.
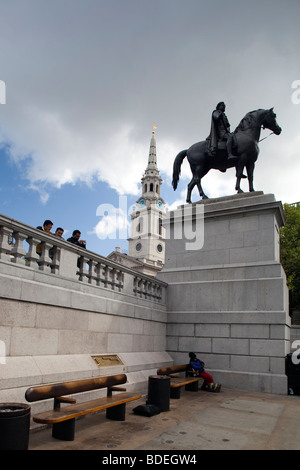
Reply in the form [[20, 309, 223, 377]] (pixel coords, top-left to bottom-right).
[[137, 217, 143, 233], [159, 218, 162, 235]]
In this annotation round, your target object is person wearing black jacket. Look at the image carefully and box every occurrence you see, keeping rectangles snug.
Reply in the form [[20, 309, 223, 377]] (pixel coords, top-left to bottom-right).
[[67, 230, 86, 248]]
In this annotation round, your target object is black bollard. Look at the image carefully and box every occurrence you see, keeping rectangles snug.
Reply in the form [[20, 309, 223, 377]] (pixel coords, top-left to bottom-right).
[[147, 375, 170, 412]]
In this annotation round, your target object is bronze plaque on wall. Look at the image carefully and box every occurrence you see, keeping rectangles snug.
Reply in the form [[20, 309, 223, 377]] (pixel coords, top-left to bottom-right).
[[91, 354, 123, 367]]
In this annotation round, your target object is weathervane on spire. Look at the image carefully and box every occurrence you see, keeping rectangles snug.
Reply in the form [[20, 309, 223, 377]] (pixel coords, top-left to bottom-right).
[[152, 123, 157, 136]]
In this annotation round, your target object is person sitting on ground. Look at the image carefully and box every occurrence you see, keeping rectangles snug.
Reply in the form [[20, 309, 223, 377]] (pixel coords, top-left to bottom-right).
[[187, 352, 221, 392], [55, 227, 64, 239], [67, 230, 86, 248]]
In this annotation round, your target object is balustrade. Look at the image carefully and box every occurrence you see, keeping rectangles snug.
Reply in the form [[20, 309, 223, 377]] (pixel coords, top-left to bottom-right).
[[0, 214, 166, 303], [133, 276, 163, 302]]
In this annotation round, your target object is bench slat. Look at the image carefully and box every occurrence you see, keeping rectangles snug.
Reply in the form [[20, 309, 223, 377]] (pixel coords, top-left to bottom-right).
[[26, 374, 127, 403], [32, 392, 142, 424], [157, 364, 188, 376], [170, 377, 203, 388]]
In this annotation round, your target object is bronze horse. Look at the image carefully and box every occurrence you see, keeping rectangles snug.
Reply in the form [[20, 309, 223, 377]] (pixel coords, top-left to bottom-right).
[[172, 108, 282, 203]]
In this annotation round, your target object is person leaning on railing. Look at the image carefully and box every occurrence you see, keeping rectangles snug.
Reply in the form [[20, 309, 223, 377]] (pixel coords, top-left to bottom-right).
[[67, 230, 86, 248], [36, 219, 53, 255]]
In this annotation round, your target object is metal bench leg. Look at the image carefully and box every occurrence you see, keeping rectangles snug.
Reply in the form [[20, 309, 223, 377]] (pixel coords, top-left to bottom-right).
[[185, 381, 199, 392], [52, 419, 76, 441], [170, 387, 181, 399], [106, 403, 126, 421]]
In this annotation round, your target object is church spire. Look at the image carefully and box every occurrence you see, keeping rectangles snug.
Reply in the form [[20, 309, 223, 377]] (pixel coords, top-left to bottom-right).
[[128, 124, 166, 274], [137, 124, 164, 204], [146, 124, 158, 171]]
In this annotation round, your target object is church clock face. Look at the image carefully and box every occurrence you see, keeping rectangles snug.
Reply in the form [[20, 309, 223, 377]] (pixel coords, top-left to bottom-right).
[[157, 200, 163, 208], [157, 243, 163, 253], [136, 242, 142, 252], [139, 199, 146, 207]]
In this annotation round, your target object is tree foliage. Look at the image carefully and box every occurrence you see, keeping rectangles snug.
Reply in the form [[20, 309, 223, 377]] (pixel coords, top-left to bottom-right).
[[280, 203, 300, 311]]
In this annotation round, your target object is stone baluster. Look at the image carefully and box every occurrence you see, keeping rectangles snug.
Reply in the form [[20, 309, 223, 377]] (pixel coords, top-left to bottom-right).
[[93, 261, 102, 286], [101, 265, 112, 289], [78, 256, 90, 282], [110, 267, 116, 290], [115, 269, 124, 292], [139, 278, 144, 298], [147, 281, 152, 298], [38, 241, 53, 273], [87, 259, 97, 285], [0, 225, 13, 261], [133, 276, 138, 296], [10, 231, 27, 264], [141, 279, 145, 297], [155, 284, 162, 302], [141, 279, 147, 298], [133, 276, 143, 298], [50, 246, 60, 275], [150, 281, 155, 300], [148, 281, 154, 300], [102, 264, 109, 288], [25, 236, 41, 267]]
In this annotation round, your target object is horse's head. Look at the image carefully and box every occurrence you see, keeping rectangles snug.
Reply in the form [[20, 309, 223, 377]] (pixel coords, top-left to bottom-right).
[[262, 108, 282, 135]]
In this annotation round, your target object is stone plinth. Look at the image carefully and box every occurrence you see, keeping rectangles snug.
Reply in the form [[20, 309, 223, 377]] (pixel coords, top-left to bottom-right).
[[158, 192, 290, 394]]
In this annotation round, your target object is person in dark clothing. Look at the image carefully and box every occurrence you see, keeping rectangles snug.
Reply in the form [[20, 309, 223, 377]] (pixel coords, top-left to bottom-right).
[[188, 352, 221, 392], [67, 230, 86, 248]]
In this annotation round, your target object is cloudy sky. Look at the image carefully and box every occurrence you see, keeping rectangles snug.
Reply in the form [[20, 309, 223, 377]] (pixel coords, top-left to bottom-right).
[[0, 0, 299, 256]]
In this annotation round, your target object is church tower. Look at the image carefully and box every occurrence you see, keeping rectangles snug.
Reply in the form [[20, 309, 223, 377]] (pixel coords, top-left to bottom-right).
[[128, 126, 166, 273]]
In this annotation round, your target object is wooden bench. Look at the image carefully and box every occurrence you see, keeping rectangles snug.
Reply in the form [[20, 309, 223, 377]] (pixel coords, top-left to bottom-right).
[[157, 364, 204, 399], [25, 374, 141, 441]]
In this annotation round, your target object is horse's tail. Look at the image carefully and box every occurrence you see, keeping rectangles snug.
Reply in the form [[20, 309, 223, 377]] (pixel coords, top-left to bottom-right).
[[172, 149, 187, 190]]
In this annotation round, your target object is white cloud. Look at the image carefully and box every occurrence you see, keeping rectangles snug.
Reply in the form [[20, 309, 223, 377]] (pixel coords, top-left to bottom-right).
[[28, 183, 50, 205], [0, 0, 299, 207]]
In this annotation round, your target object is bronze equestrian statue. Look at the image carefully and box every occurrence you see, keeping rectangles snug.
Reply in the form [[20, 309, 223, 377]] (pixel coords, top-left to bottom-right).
[[172, 106, 282, 203], [207, 101, 235, 161]]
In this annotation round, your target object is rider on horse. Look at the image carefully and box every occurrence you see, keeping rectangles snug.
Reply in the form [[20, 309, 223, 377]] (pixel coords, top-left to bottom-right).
[[206, 101, 235, 161], [173, 106, 281, 202]]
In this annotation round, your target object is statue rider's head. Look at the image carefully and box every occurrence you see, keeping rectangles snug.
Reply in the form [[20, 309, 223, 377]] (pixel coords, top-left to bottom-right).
[[216, 102, 225, 111]]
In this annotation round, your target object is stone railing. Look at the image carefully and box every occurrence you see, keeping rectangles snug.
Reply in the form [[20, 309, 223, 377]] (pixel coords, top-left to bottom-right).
[[0, 213, 167, 303]]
